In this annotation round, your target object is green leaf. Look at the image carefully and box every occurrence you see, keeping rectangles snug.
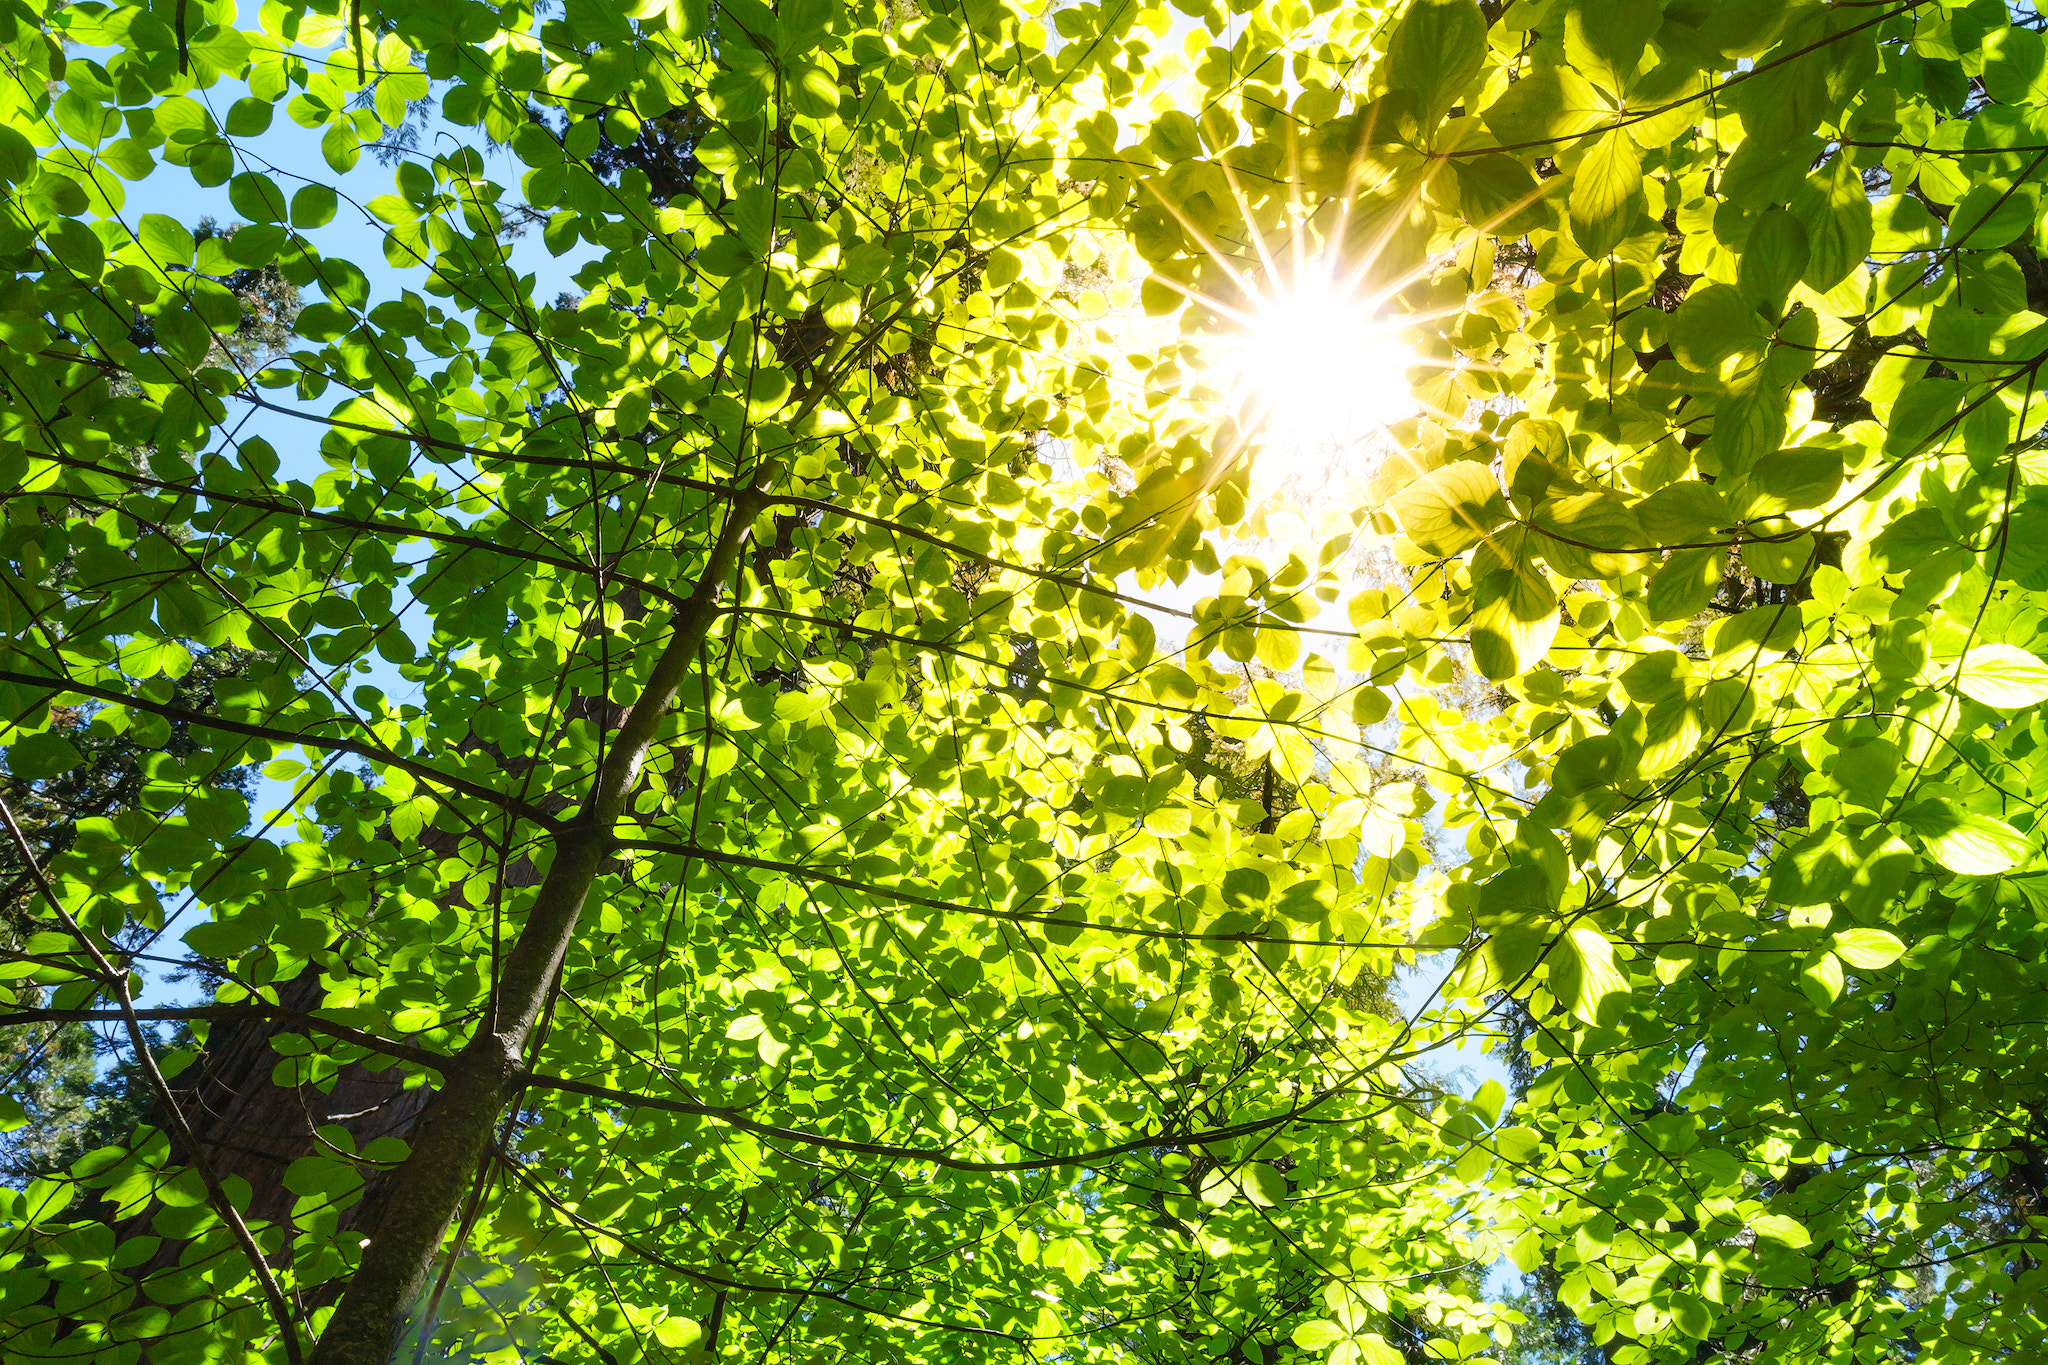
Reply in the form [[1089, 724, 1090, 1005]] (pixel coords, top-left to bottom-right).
[[1983, 23, 2048, 103], [1742, 518, 1815, 586], [839, 240, 893, 286], [296, 301, 354, 342], [697, 234, 752, 278], [322, 119, 361, 173], [1568, 129, 1642, 258], [652, 1317, 701, 1350], [1385, 0, 1487, 128], [1358, 782, 1419, 859], [1388, 462, 1507, 558], [1482, 66, 1610, 146], [1800, 948, 1843, 1006], [1952, 643, 2048, 709], [1870, 193, 1940, 257], [1636, 482, 1732, 545], [790, 64, 842, 118], [137, 213, 195, 268], [226, 222, 286, 267], [1494, 1125, 1541, 1163], [1564, 0, 1661, 89], [1671, 283, 1773, 376], [1253, 624, 1301, 672], [1549, 926, 1627, 1026], [1354, 1335, 1403, 1365], [1533, 490, 1649, 579], [291, 184, 338, 229], [1946, 181, 2037, 252], [1713, 382, 1793, 480], [1898, 804, 2031, 875], [1736, 207, 1809, 309], [224, 97, 274, 136], [23, 1176, 76, 1223], [1769, 828, 1856, 907], [229, 172, 288, 223], [7, 730, 84, 779], [1870, 506, 1955, 572], [1883, 380, 1965, 458], [1830, 928, 1904, 970], [1646, 547, 1724, 621], [1750, 1213, 1812, 1248], [1466, 925, 1547, 998], [1749, 445, 1843, 513], [1449, 154, 1548, 234], [1790, 155, 1873, 290], [1671, 1293, 1713, 1339], [154, 307, 214, 366], [566, 0, 636, 42], [366, 194, 419, 226], [1469, 564, 1559, 681], [97, 137, 155, 181], [122, 635, 193, 681], [1830, 738, 1899, 809], [1293, 1321, 1346, 1351], [1046, 1235, 1101, 1279]]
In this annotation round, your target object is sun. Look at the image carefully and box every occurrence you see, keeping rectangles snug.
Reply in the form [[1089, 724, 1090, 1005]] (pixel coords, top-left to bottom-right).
[[1217, 267, 1418, 464]]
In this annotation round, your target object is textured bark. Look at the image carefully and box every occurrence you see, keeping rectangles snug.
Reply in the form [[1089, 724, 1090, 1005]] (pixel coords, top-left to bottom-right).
[[170, 967, 433, 1238], [77, 969, 436, 1365], [55, 484, 763, 1364], [51, 712, 633, 1365]]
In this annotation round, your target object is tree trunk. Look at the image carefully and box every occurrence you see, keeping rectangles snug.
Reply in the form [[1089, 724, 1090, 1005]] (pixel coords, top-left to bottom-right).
[[144, 965, 432, 1244], [305, 483, 767, 1365]]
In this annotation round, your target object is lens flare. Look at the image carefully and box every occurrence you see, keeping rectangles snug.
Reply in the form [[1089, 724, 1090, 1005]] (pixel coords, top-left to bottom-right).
[[1222, 274, 1418, 459]]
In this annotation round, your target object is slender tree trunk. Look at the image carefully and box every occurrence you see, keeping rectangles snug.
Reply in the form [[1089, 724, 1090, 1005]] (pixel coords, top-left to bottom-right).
[[306, 484, 767, 1365]]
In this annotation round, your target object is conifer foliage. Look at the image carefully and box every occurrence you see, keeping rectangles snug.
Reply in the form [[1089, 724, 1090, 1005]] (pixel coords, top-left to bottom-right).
[[1, 0, 2046, 1363]]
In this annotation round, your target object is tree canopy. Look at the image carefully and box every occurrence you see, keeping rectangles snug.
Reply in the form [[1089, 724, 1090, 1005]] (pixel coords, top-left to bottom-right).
[[1, 0, 2046, 1363]]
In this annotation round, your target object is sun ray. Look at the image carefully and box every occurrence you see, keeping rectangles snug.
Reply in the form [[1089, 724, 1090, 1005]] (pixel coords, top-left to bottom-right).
[[1197, 246, 1421, 495]]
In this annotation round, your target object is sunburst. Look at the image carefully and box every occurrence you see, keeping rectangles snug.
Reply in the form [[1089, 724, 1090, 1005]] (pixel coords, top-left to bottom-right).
[[1217, 260, 1419, 465]]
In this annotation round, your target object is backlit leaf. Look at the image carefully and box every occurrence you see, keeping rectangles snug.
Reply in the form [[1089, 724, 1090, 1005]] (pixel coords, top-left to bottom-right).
[[1568, 130, 1642, 258], [1953, 643, 2048, 709], [1898, 804, 2032, 875], [1386, 0, 1487, 128], [1830, 928, 1905, 970], [1389, 462, 1507, 558]]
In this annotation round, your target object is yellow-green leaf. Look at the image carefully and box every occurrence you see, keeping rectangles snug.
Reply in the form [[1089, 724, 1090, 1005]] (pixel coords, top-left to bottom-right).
[[1954, 643, 2048, 709], [1568, 129, 1643, 258], [1831, 927, 1905, 970], [1390, 462, 1507, 558]]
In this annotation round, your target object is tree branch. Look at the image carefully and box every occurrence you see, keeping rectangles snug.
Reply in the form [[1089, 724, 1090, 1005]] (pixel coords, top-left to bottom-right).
[[0, 669, 562, 827], [0, 1005, 448, 1070], [516, 1070, 1354, 1173]]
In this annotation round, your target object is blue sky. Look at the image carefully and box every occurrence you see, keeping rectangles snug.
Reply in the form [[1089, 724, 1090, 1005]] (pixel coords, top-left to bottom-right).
[[114, 42, 604, 1004]]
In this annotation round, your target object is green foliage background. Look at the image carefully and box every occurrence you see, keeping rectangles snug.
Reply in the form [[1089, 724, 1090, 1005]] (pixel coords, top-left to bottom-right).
[[0, 0, 2044, 1362]]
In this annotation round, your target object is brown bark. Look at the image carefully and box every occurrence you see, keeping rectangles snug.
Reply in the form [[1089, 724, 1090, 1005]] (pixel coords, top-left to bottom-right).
[[139, 966, 433, 1245], [87, 713, 620, 1362]]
